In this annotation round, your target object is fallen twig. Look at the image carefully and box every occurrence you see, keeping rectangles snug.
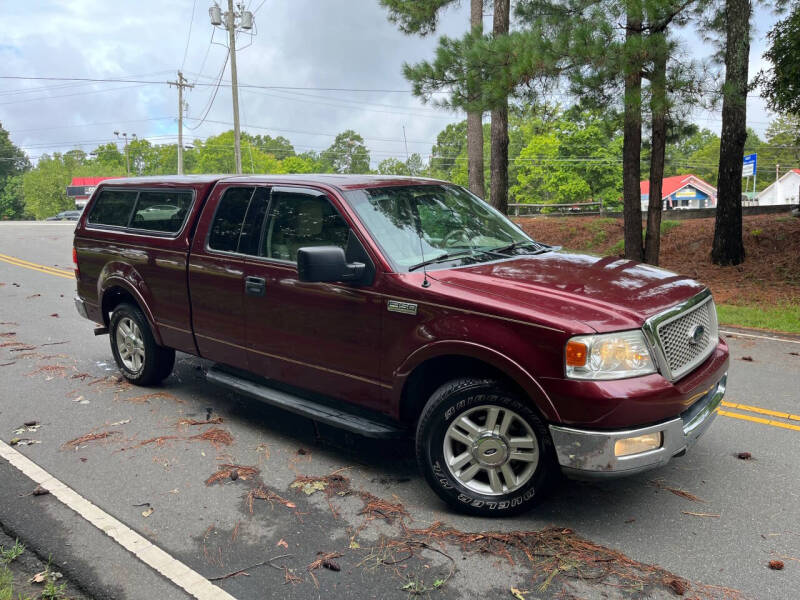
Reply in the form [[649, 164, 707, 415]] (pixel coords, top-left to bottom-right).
[[682, 511, 720, 518], [62, 430, 120, 450], [207, 556, 295, 582], [649, 480, 706, 503]]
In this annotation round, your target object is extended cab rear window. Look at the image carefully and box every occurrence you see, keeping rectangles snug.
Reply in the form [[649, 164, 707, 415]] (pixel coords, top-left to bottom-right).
[[129, 190, 193, 233], [87, 190, 138, 228], [87, 188, 194, 234]]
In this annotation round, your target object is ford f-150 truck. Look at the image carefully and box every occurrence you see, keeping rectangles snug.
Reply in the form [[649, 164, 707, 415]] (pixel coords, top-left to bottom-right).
[[73, 175, 729, 516]]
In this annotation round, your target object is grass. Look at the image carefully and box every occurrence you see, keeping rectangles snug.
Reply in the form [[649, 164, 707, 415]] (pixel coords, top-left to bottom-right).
[[0, 540, 24, 600], [717, 304, 800, 334], [0, 543, 71, 600], [660, 220, 681, 235], [0, 541, 23, 566]]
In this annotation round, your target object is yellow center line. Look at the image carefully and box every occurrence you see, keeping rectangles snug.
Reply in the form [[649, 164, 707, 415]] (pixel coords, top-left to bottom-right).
[[718, 409, 800, 432], [0, 253, 74, 280], [721, 400, 800, 422]]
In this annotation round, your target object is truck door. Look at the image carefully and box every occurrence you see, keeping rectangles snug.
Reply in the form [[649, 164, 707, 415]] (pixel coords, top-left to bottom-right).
[[189, 184, 267, 367], [242, 185, 388, 412]]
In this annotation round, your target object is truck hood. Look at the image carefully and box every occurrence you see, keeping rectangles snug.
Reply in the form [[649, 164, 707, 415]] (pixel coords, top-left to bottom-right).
[[430, 251, 706, 332]]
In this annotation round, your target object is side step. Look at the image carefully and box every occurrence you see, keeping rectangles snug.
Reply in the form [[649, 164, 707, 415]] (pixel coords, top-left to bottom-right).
[[206, 367, 407, 439]]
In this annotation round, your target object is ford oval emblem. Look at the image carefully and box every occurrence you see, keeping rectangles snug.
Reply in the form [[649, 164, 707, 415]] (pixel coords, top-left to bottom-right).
[[687, 324, 706, 345]]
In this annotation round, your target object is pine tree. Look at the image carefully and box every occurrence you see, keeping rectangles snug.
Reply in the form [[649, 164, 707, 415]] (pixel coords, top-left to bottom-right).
[[380, 0, 486, 198], [711, 0, 750, 265], [490, 0, 511, 214]]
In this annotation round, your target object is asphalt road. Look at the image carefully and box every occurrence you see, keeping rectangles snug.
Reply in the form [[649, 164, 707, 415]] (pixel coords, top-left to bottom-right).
[[1, 221, 799, 600]]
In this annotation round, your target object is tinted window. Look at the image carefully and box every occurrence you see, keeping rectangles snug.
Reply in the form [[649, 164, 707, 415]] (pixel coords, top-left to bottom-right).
[[208, 187, 254, 252], [238, 187, 269, 256], [264, 191, 349, 262], [129, 190, 193, 233], [87, 190, 138, 227]]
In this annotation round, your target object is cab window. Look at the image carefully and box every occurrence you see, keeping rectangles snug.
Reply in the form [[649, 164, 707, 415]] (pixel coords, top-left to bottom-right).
[[262, 191, 349, 262], [208, 187, 255, 253]]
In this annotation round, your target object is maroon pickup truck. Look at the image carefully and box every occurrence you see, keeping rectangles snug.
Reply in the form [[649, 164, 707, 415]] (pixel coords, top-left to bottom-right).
[[73, 175, 729, 516]]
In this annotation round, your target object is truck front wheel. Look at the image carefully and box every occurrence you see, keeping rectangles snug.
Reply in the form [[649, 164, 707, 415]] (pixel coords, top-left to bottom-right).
[[109, 303, 175, 386], [416, 378, 558, 517]]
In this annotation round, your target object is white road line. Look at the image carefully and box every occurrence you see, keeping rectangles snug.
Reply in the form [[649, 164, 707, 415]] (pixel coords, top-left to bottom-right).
[[720, 329, 800, 345], [0, 441, 237, 600]]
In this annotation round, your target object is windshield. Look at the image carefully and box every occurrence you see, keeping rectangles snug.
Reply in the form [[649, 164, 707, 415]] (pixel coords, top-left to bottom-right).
[[344, 184, 542, 272]]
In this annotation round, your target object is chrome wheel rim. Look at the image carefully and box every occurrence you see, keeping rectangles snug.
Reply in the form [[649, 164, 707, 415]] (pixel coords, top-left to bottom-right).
[[115, 317, 145, 373], [443, 405, 539, 496]]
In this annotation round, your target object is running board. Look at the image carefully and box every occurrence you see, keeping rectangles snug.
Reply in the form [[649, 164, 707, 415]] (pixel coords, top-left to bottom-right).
[[206, 367, 407, 439]]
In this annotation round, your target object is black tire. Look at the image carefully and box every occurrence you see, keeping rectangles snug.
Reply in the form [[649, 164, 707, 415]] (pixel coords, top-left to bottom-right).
[[109, 303, 175, 386], [416, 378, 558, 517]]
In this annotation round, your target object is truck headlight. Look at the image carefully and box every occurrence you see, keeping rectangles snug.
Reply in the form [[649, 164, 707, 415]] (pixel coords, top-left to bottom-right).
[[566, 331, 656, 380]]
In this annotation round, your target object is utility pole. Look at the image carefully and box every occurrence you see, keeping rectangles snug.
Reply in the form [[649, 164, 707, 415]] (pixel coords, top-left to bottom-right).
[[168, 71, 194, 175], [113, 131, 135, 176], [209, 2, 254, 175]]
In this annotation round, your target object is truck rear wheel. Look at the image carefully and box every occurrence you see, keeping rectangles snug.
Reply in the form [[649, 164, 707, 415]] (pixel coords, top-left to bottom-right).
[[416, 378, 558, 517], [109, 303, 175, 386]]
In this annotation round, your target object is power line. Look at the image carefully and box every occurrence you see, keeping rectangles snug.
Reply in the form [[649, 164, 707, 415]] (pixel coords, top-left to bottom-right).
[[180, 0, 199, 71], [186, 49, 230, 130], [0, 75, 431, 94]]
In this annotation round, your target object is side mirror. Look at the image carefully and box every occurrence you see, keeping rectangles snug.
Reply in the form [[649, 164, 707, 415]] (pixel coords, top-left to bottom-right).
[[297, 246, 365, 284]]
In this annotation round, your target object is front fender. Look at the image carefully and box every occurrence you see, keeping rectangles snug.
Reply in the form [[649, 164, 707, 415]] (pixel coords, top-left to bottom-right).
[[393, 340, 561, 422], [98, 265, 163, 346]]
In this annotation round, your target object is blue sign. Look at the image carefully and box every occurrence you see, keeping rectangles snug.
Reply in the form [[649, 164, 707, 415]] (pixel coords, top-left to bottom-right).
[[742, 153, 757, 177]]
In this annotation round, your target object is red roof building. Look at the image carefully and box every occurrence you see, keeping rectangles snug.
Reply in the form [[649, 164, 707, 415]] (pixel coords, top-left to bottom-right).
[[66, 176, 121, 208], [640, 174, 717, 210]]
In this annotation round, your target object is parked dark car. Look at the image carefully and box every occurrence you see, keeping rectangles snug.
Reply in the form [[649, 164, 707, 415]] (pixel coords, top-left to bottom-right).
[[73, 175, 729, 516], [46, 210, 82, 221]]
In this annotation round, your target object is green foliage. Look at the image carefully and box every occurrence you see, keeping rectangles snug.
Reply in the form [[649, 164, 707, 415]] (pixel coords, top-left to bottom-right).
[[0, 565, 13, 600], [0, 124, 30, 182], [277, 155, 316, 174], [660, 220, 680, 235], [0, 540, 24, 565], [250, 134, 295, 159], [322, 130, 371, 174], [42, 580, 68, 600], [0, 175, 28, 220], [510, 111, 623, 206], [758, 5, 800, 118], [22, 155, 74, 219], [429, 120, 467, 179], [379, 0, 456, 36], [377, 153, 425, 176], [377, 158, 410, 176]]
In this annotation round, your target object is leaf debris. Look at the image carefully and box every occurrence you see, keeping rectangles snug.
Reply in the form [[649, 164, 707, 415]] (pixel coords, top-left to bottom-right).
[[205, 464, 259, 486]]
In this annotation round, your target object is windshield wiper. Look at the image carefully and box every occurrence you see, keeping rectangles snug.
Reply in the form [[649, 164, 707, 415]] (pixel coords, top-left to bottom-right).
[[408, 250, 474, 272], [488, 240, 550, 255]]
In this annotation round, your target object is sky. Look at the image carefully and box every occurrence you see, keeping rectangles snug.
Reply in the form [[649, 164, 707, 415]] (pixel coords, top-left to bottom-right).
[[0, 0, 785, 169]]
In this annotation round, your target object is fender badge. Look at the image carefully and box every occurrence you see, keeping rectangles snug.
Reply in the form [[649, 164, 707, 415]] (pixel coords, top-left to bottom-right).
[[388, 300, 417, 315]]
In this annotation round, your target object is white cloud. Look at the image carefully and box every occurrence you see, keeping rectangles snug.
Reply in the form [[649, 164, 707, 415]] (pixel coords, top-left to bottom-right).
[[0, 0, 783, 166]]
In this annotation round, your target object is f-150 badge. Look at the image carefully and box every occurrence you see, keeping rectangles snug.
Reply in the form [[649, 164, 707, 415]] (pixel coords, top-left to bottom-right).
[[388, 300, 418, 315]]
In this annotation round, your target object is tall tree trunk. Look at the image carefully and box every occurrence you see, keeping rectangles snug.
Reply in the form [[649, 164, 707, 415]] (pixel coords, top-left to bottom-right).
[[467, 0, 486, 198], [644, 38, 668, 266], [623, 4, 644, 262], [712, 0, 750, 265], [490, 0, 510, 214]]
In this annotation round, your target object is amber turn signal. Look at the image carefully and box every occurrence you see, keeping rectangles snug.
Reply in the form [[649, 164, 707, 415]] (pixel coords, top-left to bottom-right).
[[565, 341, 587, 367]]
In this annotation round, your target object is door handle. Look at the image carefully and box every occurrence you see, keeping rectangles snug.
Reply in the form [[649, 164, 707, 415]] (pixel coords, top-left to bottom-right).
[[245, 276, 266, 297]]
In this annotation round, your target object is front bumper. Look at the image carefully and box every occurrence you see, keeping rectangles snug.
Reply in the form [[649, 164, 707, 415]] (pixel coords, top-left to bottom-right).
[[549, 373, 726, 478]]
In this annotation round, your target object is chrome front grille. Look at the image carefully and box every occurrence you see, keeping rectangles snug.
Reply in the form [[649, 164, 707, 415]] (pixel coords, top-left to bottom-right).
[[643, 291, 718, 382]]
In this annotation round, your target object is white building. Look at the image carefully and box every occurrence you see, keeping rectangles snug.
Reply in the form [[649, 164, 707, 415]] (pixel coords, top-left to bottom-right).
[[757, 169, 800, 206]]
